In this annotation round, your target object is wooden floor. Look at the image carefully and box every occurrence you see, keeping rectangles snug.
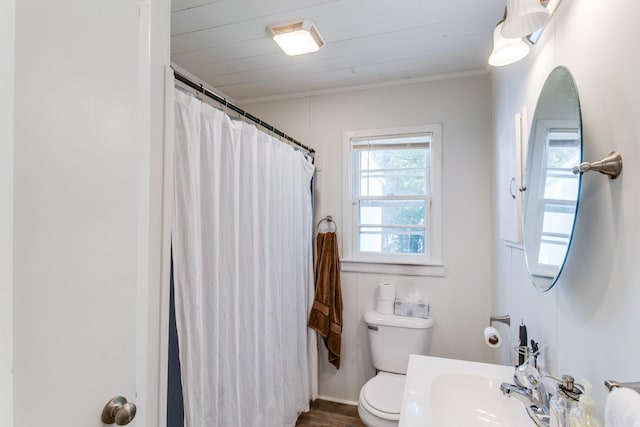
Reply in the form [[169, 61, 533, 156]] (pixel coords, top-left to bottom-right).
[[296, 399, 366, 427]]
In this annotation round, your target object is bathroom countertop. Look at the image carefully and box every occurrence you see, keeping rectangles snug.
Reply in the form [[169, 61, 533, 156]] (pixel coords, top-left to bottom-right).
[[399, 355, 531, 427]]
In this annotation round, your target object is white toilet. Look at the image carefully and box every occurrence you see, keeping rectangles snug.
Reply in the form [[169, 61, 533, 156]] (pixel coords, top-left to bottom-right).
[[358, 310, 435, 427]]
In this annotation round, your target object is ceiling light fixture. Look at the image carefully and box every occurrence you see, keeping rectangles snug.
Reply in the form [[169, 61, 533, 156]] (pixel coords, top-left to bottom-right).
[[502, 0, 551, 38], [527, 0, 563, 43], [268, 19, 325, 56], [488, 22, 531, 67]]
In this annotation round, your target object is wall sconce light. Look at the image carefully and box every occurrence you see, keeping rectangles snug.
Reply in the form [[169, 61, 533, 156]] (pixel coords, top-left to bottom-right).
[[488, 21, 531, 67], [527, 0, 563, 43], [268, 19, 325, 56], [488, 0, 563, 67], [502, 0, 551, 38]]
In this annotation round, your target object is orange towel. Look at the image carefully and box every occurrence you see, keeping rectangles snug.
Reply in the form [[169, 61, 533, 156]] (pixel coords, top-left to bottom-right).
[[307, 232, 343, 369]]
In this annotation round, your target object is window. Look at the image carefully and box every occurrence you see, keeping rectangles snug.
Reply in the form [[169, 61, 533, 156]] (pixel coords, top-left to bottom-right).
[[342, 125, 443, 275]]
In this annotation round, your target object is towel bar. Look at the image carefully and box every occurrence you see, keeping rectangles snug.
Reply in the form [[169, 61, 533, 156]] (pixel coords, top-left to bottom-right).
[[605, 379, 640, 393], [317, 215, 337, 232]]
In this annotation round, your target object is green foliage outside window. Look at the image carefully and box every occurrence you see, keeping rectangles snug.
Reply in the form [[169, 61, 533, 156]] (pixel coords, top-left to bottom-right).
[[358, 147, 429, 254]]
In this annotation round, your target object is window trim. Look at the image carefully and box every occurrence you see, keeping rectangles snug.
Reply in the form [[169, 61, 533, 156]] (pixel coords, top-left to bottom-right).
[[341, 124, 443, 273]]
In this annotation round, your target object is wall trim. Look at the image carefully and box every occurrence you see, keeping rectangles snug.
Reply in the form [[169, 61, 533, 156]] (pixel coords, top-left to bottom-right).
[[315, 395, 359, 407], [239, 69, 489, 105], [341, 259, 445, 277]]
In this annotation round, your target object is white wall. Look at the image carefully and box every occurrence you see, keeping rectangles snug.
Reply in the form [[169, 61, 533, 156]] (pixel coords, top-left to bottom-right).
[[0, 0, 15, 425], [245, 74, 494, 403], [491, 0, 640, 416]]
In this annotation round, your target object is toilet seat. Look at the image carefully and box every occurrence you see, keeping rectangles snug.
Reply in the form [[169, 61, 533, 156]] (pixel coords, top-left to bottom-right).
[[360, 372, 406, 421]]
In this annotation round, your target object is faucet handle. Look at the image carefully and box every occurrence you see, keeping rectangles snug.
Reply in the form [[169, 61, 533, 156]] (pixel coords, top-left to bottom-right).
[[519, 365, 542, 389], [514, 348, 542, 390]]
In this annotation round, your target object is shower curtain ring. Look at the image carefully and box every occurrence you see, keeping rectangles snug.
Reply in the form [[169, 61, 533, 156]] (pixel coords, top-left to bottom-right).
[[222, 99, 230, 117], [195, 84, 205, 101]]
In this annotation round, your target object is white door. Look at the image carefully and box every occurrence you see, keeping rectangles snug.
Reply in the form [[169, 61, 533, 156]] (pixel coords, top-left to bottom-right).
[[12, 1, 170, 426]]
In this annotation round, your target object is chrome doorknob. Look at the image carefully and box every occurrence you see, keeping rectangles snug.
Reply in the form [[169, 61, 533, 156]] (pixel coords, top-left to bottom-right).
[[101, 396, 137, 425]]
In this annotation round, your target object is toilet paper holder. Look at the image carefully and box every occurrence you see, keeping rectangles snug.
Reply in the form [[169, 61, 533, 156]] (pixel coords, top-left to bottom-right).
[[490, 314, 511, 327]]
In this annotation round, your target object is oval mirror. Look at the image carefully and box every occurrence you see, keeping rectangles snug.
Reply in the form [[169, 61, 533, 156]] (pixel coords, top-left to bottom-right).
[[522, 66, 582, 291]]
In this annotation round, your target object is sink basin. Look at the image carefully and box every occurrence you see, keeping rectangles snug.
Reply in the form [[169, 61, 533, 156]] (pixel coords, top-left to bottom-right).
[[399, 355, 534, 427]]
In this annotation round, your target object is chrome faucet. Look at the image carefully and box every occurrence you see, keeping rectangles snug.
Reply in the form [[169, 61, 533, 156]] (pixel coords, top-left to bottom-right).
[[500, 345, 550, 427], [500, 382, 550, 427]]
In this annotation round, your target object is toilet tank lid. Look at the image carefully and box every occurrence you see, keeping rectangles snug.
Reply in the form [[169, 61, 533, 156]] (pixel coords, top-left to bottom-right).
[[364, 310, 435, 329]]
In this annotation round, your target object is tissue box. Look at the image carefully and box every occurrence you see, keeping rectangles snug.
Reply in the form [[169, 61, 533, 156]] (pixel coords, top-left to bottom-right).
[[394, 299, 429, 319]]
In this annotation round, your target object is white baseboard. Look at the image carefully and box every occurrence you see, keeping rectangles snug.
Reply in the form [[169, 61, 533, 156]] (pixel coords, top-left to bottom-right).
[[316, 395, 359, 406]]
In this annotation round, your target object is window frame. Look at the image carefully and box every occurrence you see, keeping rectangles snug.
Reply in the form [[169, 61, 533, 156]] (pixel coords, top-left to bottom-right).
[[341, 124, 443, 276]]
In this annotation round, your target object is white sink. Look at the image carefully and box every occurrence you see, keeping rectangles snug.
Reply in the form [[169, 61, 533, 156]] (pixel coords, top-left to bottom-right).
[[399, 355, 535, 427]]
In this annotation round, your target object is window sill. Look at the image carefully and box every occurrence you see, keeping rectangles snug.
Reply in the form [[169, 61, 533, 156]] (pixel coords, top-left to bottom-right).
[[340, 259, 445, 277], [504, 241, 524, 250]]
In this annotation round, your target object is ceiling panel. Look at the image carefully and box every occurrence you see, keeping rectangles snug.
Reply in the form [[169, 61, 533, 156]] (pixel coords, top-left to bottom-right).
[[172, 0, 337, 35], [172, 0, 223, 13], [171, 0, 506, 101], [218, 52, 481, 102]]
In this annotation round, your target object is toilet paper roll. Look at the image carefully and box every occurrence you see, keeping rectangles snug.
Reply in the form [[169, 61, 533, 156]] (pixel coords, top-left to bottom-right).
[[377, 283, 395, 301], [376, 299, 394, 315], [484, 326, 502, 348]]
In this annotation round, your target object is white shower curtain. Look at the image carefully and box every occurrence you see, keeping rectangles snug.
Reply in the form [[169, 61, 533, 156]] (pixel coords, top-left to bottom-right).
[[172, 88, 317, 427]]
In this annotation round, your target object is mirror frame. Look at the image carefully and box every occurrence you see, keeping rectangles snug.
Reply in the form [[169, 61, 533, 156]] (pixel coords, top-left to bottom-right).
[[522, 66, 583, 292]]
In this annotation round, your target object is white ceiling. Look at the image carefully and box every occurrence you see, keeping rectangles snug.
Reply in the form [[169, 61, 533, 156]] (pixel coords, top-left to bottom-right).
[[171, 0, 506, 103]]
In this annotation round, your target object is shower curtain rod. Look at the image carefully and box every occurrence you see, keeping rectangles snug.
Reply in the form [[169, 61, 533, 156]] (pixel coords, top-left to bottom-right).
[[173, 70, 315, 155]]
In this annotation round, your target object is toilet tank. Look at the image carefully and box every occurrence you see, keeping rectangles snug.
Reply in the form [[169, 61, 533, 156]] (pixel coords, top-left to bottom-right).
[[364, 310, 435, 374]]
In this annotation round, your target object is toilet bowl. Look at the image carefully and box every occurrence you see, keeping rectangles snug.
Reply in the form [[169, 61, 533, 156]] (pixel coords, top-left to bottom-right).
[[357, 372, 405, 427], [357, 311, 435, 427]]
